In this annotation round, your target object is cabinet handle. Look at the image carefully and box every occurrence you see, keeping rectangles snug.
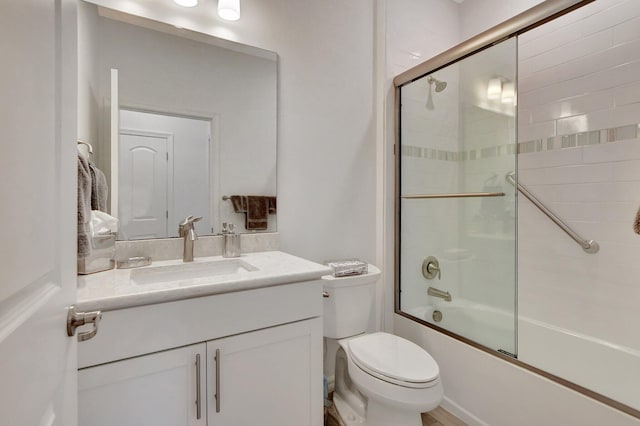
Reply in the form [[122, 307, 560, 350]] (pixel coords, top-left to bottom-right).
[[195, 354, 202, 420], [214, 349, 221, 413]]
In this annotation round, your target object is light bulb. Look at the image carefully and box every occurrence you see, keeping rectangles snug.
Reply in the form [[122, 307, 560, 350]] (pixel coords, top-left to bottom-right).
[[218, 0, 240, 21], [487, 78, 502, 100], [174, 0, 198, 7], [501, 82, 515, 104]]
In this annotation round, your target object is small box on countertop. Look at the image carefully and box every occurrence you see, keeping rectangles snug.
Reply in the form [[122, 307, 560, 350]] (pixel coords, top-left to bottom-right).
[[78, 233, 116, 275], [325, 259, 368, 277]]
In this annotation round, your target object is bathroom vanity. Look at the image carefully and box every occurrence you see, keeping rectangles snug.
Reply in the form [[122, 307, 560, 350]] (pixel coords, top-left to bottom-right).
[[76, 251, 330, 426]]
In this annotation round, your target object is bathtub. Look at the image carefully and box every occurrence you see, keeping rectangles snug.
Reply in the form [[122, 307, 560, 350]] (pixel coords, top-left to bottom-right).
[[407, 300, 516, 356], [406, 301, 640, 410]]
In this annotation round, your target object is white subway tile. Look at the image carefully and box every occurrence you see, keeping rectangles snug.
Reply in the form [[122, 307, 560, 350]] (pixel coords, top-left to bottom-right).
[[518, 120, 556, 142], [580, 0, 640, 37], [518, 146, 583, 169], [582, 58, 640, 94], [518, 21, 581, 61], [614, 80, 640, 106], [612, 159, 640, 181], [531, 91, 614, 124], [519, 29, 613, 76], [614, 15, 640, 44], [583, 138, 640, 163], [557, 114, 589, 135]]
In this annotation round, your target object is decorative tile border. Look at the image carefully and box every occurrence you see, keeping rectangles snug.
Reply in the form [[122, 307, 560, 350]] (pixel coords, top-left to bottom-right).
[[401, 123, 640, 161]]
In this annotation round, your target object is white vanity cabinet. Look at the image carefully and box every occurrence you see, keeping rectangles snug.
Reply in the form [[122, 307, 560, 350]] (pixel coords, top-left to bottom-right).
[[207, 319, 320, 425], [77, 279, 324, 426], [79, 343, 207, 426]]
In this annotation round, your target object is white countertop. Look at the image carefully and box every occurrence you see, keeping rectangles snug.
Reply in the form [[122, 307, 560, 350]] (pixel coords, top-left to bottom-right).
[[77, 251, 332, 312]]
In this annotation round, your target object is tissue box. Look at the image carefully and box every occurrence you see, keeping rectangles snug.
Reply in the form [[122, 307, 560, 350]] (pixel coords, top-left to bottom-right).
[[325, 259, 368, 277], [78, 233, 116, 275]]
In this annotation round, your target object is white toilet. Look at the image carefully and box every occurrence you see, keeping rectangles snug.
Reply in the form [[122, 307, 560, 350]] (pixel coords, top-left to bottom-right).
[[323, 265, 443, 426]]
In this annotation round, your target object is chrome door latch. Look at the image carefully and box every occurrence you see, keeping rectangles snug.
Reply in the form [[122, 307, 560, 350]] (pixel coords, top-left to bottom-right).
[[66, 305, 102, 342]]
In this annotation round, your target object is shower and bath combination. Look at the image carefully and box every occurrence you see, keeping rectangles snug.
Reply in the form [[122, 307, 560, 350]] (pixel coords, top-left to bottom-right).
[[425, 75, 447, 110]]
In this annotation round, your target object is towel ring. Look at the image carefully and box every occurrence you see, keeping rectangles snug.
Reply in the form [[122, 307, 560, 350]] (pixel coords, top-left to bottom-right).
[[77, 140, 93, 155]]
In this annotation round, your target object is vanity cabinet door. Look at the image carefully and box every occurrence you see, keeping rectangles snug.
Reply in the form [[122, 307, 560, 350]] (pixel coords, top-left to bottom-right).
[[207, 318, 323, 426], [78, 343, 207, 426]]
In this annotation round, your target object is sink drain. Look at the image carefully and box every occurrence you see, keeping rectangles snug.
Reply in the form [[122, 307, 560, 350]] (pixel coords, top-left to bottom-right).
[[432, 310, 443, 322]]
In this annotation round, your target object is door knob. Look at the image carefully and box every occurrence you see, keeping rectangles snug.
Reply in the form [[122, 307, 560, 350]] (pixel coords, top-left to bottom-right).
[[66, 305, 102, 342]]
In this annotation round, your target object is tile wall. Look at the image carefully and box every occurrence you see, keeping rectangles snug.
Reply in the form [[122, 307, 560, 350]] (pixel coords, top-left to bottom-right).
[[516, 0, 640, 410]]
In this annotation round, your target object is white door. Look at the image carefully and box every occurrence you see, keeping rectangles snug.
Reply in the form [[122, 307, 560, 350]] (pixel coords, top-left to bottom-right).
[[0, 1, 78, 425], [207, 319, 323, 426], [78, 344, 207, 426], [118, 131, 171, 240]]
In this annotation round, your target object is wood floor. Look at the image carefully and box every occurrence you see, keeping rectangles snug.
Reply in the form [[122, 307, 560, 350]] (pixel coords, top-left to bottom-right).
[[422, 407, 468, 426], [325, 404, 467, 426]]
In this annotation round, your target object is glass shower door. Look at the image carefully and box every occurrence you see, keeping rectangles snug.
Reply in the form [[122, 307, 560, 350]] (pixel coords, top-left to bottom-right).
[[397, 38, 517, 355]]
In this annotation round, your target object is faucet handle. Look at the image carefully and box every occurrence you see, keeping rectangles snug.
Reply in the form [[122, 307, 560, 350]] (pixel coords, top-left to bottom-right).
[[179, 216, 203, 236], [181, 215, 202, 226], [422, 256, 441, 280]]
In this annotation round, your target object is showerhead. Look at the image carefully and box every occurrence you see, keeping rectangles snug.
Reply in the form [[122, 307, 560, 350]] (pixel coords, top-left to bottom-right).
[[427, 75, 447, 92]]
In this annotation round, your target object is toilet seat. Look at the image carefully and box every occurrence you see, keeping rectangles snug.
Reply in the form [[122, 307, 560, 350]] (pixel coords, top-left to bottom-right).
[[347, 332, 440, 389]]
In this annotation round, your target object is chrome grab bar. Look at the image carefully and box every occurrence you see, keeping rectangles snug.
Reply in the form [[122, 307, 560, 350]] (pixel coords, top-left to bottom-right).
[[506, 172, 599, 254], [401, 191, 505, 199]]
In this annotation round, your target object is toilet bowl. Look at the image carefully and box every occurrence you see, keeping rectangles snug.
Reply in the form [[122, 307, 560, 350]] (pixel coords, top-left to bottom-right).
[[323, 266, 443, 426]]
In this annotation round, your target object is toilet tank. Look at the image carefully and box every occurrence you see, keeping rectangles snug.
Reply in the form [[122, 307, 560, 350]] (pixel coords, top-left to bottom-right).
[[322, 265, 381, 339]]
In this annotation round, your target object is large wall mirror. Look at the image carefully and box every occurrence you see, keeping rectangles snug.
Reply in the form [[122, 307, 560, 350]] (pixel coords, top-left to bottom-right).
[[78, 1, 277, 240]]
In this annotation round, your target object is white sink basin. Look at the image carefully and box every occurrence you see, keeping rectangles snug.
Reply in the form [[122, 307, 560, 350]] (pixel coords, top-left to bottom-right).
[[130, 259, 258, 285]]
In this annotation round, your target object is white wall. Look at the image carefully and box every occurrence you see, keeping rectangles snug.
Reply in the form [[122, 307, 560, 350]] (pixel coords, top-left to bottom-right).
[[516, 0, 640, 410]]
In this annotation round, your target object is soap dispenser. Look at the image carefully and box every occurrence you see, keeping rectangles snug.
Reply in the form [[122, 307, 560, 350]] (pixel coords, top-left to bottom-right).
[[223, 222, 240, 258]]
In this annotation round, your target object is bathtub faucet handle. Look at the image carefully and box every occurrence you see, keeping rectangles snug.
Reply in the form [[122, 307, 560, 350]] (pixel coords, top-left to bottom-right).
[[422, 256, 441, 280]]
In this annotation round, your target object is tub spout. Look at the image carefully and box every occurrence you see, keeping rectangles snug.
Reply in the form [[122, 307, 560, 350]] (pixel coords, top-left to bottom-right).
[[428, 286, 452, 302]]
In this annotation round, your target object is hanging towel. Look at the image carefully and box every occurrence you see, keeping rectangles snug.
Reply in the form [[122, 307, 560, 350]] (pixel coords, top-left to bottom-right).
[[634, 205, 640, 235], [267, 196, 277, 214], [230, 195, 247, 213], [78, 154, 92, 258], [89, 162, 108, 212], [246, 196, 269, 230]]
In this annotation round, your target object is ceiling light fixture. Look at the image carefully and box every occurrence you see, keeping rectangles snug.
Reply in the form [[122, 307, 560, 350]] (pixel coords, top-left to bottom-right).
[[487, 78, 502, 100], [174, 0, 198, 7], [218, 0, 241, 21], [501, 82, 515, 104]]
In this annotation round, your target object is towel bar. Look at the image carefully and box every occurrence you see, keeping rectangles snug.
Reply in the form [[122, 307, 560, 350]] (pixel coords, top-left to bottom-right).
[[401, 192, 505, 199]]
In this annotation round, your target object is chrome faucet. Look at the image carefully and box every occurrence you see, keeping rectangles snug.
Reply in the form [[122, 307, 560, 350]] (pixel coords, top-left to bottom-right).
[[428, 286, 452, 302], [179, 216, 202, 262]]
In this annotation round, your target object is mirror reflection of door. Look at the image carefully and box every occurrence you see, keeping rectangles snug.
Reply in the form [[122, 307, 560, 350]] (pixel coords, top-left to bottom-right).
[[118, 109, 212, 240], [118, 131, 171, 240]]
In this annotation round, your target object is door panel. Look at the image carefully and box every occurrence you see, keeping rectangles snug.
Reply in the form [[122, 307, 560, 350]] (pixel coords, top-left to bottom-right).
[[78, 344, 206, 426], [0, 0, 77, 425], [207, 319, 323, 426], [118, 132, 170, 239]]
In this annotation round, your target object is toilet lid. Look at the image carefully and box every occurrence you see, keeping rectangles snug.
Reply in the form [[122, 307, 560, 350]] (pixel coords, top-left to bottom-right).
[[347, 333, 439, 386]]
